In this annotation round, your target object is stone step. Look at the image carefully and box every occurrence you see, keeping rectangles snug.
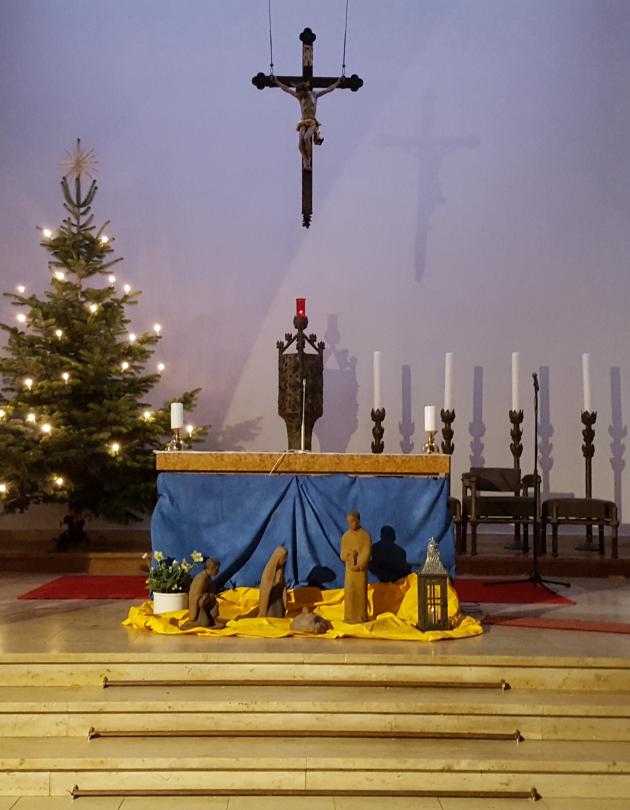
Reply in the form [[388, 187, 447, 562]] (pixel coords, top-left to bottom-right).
[[1, 736, 629, 799], [2, 685, 630, 741], [1, 654, 629, 690], [4, 796, 630, 810]]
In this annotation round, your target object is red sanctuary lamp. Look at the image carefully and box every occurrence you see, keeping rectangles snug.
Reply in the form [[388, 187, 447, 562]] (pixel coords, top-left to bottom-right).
[[296, 298, 306, 318]]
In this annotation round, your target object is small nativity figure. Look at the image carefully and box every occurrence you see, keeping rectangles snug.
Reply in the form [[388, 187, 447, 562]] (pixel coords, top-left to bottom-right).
[[273, 76, 343, 170], [340, 511, 372, 623], [187, 557, 221, 628], [258, 546, 289, 618]]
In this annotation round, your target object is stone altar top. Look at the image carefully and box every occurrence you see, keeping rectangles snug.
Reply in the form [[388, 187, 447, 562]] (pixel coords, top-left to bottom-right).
[[155, 451, 449, 477]]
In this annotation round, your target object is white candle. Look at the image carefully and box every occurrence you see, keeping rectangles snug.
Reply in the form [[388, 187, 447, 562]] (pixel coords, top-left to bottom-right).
[[582, 353, 592, 412], [373, 351, 382, 411], [170, 402, 184, 430], [444, 352, 454, 411], [511, 352, 520, 411], [424, 405, 437, 432]]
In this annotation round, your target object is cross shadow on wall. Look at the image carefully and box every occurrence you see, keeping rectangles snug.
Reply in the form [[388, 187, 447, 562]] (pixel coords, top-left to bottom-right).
[[609, 366, 626, 524], [469, 366, 485, 467], [313, 314, 358, 452], [378, 93, 479, 282], [399, 364, 415, 453]]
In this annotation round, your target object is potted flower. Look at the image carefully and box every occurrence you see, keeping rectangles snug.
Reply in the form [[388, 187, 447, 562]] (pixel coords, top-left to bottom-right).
[[146, 550, 204, 614]]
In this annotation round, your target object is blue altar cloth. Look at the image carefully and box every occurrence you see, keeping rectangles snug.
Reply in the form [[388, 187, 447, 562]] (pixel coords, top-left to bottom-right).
[[151, 473, 454, 590]]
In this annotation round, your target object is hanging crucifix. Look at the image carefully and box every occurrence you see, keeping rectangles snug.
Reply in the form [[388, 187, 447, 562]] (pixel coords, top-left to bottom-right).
[[253, 28, 363, 228]]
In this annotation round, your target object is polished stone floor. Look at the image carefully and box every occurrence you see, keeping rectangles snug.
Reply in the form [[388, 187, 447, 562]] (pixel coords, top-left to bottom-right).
[[1, 573, 629, 659]]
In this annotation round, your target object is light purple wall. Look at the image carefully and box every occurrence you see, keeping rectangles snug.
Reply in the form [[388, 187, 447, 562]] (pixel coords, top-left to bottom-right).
[[1, 0, 630, 523]]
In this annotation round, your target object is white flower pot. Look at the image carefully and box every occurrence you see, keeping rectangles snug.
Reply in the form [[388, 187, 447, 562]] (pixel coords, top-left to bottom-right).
[[152, 591, 188, 615]]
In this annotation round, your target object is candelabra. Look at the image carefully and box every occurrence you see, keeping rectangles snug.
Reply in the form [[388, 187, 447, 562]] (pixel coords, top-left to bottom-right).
[[371, 408, 385, 454], [440, 409, 455, 455]]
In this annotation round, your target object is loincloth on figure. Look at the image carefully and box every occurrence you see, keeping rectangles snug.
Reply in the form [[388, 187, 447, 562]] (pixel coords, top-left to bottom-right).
[[296, 118, 320, 132]]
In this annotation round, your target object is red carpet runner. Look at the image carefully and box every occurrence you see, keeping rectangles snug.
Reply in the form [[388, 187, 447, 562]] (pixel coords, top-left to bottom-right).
[[19, 575, 574, 605]]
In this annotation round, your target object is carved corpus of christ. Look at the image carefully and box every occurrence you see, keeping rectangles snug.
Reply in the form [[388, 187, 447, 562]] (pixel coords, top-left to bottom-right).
[[252, 27, 364, 227], [272, 76, 343, 171]]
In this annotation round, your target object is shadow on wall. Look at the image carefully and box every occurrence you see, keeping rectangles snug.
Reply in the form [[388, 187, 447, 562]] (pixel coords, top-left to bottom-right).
[[378, 93, 479, 282], [609, 366, 626, 523], [369, 525, 411, 583], [399, 364, 415, 453], [469, 365, 485, 467], [313, 314, 359, 453], [207, 418, 262, 451], [539, 366, 554, 497]]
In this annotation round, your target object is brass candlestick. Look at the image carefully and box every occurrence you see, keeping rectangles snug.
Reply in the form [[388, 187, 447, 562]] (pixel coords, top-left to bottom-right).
[[422, 430, 439, 454], [165, 428, 184, 451], [371, 408, 386, 454]]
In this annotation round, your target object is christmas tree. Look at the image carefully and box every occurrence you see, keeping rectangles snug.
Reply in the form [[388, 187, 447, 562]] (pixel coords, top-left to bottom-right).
[[0, 141, 205, 545]]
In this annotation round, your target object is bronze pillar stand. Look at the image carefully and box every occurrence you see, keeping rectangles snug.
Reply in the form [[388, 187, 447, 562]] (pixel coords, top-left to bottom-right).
[[277, 313, 325, 451]]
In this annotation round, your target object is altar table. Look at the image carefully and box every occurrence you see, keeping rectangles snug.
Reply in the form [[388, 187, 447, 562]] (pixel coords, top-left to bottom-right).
[[152, 452, 453, 589]]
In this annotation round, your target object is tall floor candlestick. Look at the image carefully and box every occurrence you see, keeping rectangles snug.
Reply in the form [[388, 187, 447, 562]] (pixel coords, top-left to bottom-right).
[[440, 409, 455, 455], [371, 408, 385, 454], [509, 409, 524, 469], [576, 410, 597, 551], [506, 408, 525, 551]]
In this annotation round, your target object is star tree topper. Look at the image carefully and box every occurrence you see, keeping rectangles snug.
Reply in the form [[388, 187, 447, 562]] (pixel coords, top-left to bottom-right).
[[63, 139, 98, 180]]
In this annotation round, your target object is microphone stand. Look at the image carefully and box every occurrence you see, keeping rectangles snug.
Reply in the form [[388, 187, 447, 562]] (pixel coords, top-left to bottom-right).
[[488, 372, 570, 590]]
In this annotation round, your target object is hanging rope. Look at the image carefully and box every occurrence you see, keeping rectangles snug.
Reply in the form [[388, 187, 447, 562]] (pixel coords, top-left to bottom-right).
[[341, 0, 350, 76], [268, 0, 274, 74]]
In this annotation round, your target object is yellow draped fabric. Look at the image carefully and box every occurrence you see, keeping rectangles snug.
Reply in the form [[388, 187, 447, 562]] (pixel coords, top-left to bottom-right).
[[123, 574, 483, 642]]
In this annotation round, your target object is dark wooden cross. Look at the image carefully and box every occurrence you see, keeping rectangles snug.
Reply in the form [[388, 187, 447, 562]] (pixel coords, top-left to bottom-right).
[[253, 27, 363, 228]]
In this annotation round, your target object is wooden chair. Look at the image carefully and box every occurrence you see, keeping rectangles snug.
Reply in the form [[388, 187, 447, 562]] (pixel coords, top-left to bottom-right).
[[448, 496, 464, 554], [541, 498, 619, 559], [461, 467, 539, 556]]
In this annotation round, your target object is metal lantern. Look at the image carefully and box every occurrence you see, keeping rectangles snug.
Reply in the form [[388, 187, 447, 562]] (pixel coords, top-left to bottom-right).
[[418, 538, 449, 631]]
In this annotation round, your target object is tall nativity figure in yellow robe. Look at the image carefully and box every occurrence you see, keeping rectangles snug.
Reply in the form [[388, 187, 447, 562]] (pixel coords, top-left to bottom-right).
[[340, 511, 372, 623]]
